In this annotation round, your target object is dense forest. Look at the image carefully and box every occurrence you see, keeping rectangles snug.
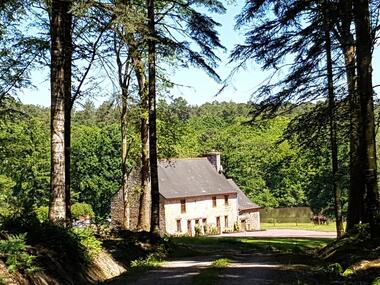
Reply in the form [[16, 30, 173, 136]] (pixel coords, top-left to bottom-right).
[[0, 98, 345, 220]]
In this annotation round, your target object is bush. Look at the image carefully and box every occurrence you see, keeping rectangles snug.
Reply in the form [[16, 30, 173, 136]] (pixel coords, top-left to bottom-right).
[[205, 225, 219, 235], [71, 203, 95, 220], [0, 233, 39, 275], [194, 225, 202, 236], [34, 206, 49, 223], [71, 227, 102, 259], [233, 222, 240, 232]]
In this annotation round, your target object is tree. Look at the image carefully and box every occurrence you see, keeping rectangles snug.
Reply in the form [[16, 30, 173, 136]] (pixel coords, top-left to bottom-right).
[[353, 0, 380, 238], [323, 0, 343, 237], [147, 0, 159, 234], [49, 0, 72, 223]]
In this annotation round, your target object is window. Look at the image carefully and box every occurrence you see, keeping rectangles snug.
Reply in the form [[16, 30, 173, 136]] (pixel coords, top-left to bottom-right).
[[224, 195, 229, 206], [212, 196, 217, 207], [181, 199, 186, 213], [224, 215, 228, 228], [176, 219, 181, 232]]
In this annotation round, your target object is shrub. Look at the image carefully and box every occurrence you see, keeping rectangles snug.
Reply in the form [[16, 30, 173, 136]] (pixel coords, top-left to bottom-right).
[[71, 227, 102, 259], [194, 225, 202, 236], [233, 222, 240, 232], [71, 203, 95, 220], [205, 225, 219, 235], [0, 233, 39, 275], [34, 206, 49, 223]]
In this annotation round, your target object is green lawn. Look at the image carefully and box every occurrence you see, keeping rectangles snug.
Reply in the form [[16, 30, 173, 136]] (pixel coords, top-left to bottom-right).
[[170, 236, 330, 255], [260, 222, 343, 232]]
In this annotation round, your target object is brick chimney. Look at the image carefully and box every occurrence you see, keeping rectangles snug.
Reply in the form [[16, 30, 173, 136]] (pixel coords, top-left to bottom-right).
[[206, 151, 223, 173]]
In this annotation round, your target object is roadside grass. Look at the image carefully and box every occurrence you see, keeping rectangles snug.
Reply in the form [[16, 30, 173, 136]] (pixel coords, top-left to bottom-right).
[[124, 254, 163, 280], [260, 222, 342, 232], [170, 236, 330, 255], [193, 258, 230, 285]]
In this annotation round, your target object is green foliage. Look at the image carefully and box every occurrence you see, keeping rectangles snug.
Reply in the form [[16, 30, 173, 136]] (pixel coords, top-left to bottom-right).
[[71, 203, 95, 220], [0, 233, 39, 274], [0, 175, 18, 218], [194, 224, 202, 236], [326, 263, 343, 276], [233, 222, 240, 232], [205, 225, 219, 235], [0, 104, 50, 210], [71, 124, 124, 218], [71, 227, 102, 259], [33, 206, 48, 223]]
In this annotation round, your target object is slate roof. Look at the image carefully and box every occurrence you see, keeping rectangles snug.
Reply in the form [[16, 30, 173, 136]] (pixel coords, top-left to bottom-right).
[[158, 158, 237, 199], [227, 179, 261, 211]]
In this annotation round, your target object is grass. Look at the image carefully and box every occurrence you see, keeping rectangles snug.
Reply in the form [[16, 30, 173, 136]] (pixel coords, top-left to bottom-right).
[[260, 222, 342, 232], [193, 258, 230, 285], [170, 236, 330, 255]]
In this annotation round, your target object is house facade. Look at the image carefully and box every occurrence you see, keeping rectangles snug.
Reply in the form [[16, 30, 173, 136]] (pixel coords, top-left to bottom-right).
[[111, 152, 260, 235]]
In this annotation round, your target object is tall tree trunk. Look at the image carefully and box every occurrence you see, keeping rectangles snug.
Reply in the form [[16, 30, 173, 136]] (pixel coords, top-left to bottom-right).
[[64, 103, 72, 224], [115, 35, 132, 229], [324, 2, 343, 237], [337, 0, 365, 230], [121, 86, 130, 229], [131, 49, 151, 231], [49, 0, 72, 223], [64, 13, 73, 224], [147, 0, 159, 234], [353, 0, 380, 238]]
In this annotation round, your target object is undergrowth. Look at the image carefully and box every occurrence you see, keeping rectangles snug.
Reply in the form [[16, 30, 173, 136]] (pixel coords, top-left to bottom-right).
[[0, 233, 39, 275]]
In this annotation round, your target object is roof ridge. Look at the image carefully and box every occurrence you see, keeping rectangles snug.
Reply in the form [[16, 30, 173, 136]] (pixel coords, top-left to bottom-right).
[[159, 157, 207, 161]]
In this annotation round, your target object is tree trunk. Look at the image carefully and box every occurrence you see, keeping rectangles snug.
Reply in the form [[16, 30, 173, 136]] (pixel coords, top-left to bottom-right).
[[337, 0, 366, 230], [64, 103, 72, 224], [147, 0, 160, 234], [121, 86, 130, 229], [353, 0, 380, 238], [64, 14, 73, 224], [131, 49, 151, 231], [324, 2, 343, 237], [49, 0, 72, 223]]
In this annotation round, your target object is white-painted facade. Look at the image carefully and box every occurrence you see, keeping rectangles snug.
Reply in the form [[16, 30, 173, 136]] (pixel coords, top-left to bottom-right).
[[163, 193, 238, 235]]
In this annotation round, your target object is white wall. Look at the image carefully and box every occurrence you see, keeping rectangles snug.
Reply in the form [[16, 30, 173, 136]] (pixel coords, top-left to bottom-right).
[[164, 194, 238, 235]]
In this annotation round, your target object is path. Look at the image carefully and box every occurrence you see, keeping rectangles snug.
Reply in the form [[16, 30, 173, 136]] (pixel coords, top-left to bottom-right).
[[105, 256, 216, 285], [105, 230, 337, 285]]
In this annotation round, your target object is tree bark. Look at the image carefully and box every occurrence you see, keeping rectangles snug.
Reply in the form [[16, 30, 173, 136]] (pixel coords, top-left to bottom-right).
[[324, 1, 343, 237], [337, 0, 366, 230], [121, 86, 130, 229], [147, 0, 160, 234], [353, 0, 380, 238], [49, 0, 72, 223], [131, 48, 151, 231]]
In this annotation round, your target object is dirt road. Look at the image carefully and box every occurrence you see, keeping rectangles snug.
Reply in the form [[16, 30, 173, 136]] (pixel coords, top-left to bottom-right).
[[104, 230, 340, 285]]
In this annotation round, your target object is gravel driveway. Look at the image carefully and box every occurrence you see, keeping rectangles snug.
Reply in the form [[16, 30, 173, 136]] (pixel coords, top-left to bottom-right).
[[105, 229, 337, 285]]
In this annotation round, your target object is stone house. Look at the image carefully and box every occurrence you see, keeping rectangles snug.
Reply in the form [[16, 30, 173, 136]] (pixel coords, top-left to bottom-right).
[[111, 152, 260, 235]]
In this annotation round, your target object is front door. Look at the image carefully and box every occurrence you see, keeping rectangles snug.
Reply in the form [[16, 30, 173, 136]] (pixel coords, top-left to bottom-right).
[[216, 216, 221, 234], [241, 219, 246, 231]]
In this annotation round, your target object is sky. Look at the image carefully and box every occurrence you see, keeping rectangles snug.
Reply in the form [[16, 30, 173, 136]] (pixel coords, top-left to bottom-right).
[[17, 2, 380, 107], [18, 2, 270, 107]]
